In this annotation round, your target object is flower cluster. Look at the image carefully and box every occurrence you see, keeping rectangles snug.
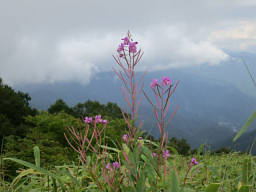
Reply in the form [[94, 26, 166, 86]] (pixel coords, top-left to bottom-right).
[[84, 116, 92, 123], [117, 36, 138, 57], [163, 150, 170, 159], [150, 79, 158, 88], [84, 115, 108, 124], [95, 115, 108, 124], [122, 134, 143, 142], [122, 134, 128, 142], [191, 157, 198, 165], [151, 76, 172, 89], [152, 152, 156, 157], [106, 161, 120, 170], [162, 76, 172, 86]]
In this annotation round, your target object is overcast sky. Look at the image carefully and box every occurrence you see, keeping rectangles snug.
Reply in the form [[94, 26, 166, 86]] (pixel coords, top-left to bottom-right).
[[1, 0, 256, 85]]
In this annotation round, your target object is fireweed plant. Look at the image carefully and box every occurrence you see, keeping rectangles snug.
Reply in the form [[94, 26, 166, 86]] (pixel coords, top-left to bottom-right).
[[143, 75, 180, 179], [64, 115, 109, 190], [113, 31, 145, 140], [63, 32, 201, 191]]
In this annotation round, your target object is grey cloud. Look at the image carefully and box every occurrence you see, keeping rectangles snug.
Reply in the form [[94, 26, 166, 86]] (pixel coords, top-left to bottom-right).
[[0, 0, 255, 85]]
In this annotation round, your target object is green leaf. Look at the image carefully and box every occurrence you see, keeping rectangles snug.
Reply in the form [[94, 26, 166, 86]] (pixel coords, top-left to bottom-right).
[[100, 145, 121, 153], [12, 178, 28, 192], [122, 143, 130, 155], [10, 168, 39, 189], [52, 178, 58, 192], [58, 167, 79, 185], [205, 183, 220, 192], [242, 159, 252, 185], [197, 144, 205, 155], [141, 146, 157, 167], [4, 157, 66, 191], [168, 146, 179, 155], [144, 139, 159, 148], [33, 146, 40, 168], [183, 188, 195, 192], [208, 166, 219, 177], [233, 110, 256, 142], [238, 185, 250, 192], [168, 170, 179, 192], [135, 170, 146, 192]]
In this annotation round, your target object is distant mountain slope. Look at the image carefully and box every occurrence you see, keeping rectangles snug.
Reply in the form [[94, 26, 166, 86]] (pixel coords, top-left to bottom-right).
[[216, 128, 256, 155], [182, 51, 256, 98], [14, 52, 256, 149], [15, 71, 255, 148]]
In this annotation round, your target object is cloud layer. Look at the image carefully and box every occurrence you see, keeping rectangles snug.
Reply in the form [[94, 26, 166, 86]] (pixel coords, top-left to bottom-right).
[[0, 0, 255, 85]]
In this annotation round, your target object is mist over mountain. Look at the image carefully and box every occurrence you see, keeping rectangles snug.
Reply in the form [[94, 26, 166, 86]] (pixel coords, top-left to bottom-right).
[[14, 52, 256, 149], [182, 51, 256, 98]]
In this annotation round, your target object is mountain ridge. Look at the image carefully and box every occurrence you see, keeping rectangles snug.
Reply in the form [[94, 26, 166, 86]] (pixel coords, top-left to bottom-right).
[[14, 63, 256, 148]]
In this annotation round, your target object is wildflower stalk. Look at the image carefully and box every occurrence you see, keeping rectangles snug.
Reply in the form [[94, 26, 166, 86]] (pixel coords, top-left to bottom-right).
[[183, 158, 198, 186], [113, 31, 145, 139], [144, 77, 179, 180], [64, 115, 108, 189]]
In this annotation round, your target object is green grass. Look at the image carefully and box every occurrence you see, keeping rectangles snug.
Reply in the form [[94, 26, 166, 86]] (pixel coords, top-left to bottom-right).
[[0, 145, 255, 192]]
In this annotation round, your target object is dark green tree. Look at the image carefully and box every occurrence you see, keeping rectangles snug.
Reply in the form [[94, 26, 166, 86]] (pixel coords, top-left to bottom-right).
[[3, 132, 73, 179], [0, 78, 35, 125], [25, 111, 83, 146], [71, 100, 122, 119], [0, 78, 37, 141], [168, 137, 191, 156], [104, 102, 123, 119], [48, 99, 72, 115], [214, 147, 233, 154]]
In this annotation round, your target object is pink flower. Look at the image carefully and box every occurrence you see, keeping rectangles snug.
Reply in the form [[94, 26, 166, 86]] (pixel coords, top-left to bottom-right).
[[122, 37, 130, 45], [106, 163, 111, 170], [102, 119, 108, 124], [129, 42, 138, 53], [117, 43, 124, 53], [163, 150, 170, 159], [113, 161, 120, 168], [95, 115, 102, 123], [191, 157, 198, 165], [122, 134, 128, 142], [152, 152, 156, 157], [161, 76, 172, 86], [138, 136, 142, 140], [151, 78, 158, 89], [84, 116, 92, 123]]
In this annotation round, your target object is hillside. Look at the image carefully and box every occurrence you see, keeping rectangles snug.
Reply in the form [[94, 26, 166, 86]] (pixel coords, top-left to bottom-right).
[[14, 60, 256, 149]]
